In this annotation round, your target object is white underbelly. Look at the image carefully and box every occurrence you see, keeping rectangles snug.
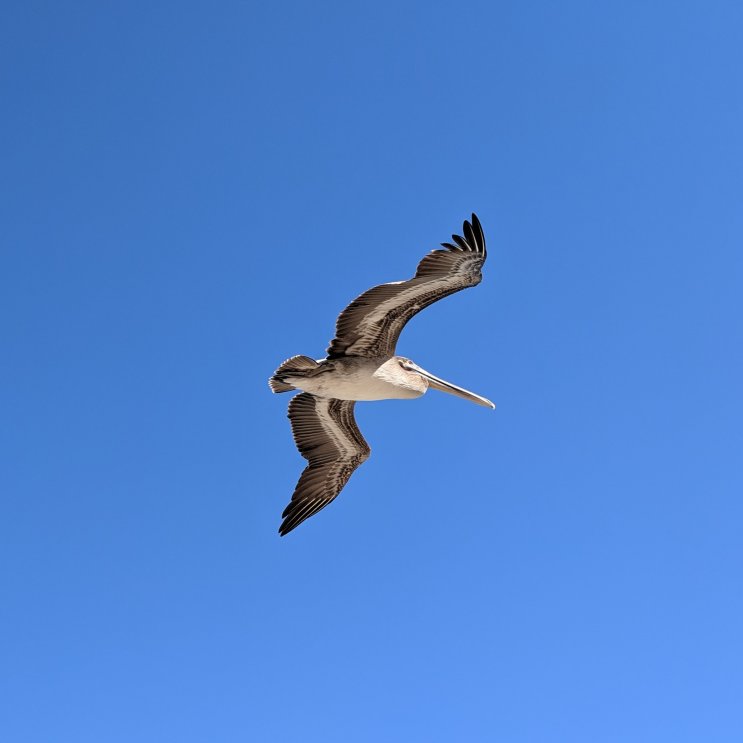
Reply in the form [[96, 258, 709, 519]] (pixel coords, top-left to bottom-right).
[[289, 370, 424, 401]]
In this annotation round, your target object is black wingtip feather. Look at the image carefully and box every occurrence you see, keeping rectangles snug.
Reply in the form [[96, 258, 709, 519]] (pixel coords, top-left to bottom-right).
[[441, 213, 486, 255], [452, 234, 469, 251], [470, 213, 485, 255], [462, 213, 485, 256], [463, 220, 473, 246], [279, 497, 331, 536]]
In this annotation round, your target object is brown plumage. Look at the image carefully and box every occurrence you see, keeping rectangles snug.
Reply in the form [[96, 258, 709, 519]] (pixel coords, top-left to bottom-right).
[[326, 213, 486, 359], [279, 394, 370, 536], [270, 214, 493, 536]]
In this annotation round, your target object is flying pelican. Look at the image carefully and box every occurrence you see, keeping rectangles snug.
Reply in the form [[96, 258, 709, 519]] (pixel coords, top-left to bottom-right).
[[269, 214, 494, 535]]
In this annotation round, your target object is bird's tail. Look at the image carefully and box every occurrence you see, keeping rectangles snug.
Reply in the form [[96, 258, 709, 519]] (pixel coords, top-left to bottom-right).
[[268, 355, 319, 393]]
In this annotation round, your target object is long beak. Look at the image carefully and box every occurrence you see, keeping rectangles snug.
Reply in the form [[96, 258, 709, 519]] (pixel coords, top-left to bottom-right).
[[407, 362, 495, 409]]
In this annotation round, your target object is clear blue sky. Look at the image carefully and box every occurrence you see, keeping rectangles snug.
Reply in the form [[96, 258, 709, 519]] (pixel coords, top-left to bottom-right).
[[2, 1, 742, 741]]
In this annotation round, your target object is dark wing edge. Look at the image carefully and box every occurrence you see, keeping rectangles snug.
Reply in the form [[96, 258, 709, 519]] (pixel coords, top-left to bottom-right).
[[434, 212, 485, 263], [326, 213, 487, 359], [279, 393, 371, 536]]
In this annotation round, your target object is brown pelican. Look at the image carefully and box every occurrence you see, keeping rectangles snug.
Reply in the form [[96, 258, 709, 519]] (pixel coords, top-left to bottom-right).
[[269, 214, 494, 535]]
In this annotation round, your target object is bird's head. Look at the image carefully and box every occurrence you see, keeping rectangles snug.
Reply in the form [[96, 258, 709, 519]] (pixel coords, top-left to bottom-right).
[[394, 356, 494, 409]]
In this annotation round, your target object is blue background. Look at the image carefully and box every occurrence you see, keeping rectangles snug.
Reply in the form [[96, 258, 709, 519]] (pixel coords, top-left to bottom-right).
[[2, 1, 742, 740]]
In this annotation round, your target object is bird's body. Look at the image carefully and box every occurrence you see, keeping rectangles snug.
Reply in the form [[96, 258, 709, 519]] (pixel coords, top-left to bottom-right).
[[269, 214, 495, 535], [277, 356, 427, 401]]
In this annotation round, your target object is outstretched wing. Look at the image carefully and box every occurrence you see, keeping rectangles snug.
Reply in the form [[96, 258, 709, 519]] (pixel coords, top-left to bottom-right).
[[280, 393, 371, 536], [326, 214, 487, 359]]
